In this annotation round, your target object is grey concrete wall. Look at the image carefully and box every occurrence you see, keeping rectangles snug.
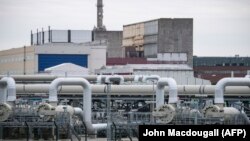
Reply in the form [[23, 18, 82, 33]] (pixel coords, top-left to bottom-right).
[[158, 19, 193, 67], [93, 31, 123, 58]]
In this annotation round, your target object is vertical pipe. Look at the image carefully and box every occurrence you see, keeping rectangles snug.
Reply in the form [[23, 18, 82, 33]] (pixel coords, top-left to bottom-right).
[[36, 29, 39, 45], [42, 28, 44, 44], [156, 78, 178, 108], [31, 30, 33, 45], [231, 71, 234, 77], [68, 30, 71, 43], [48, 26, 51, 43], [23, 46, 26, 75], [0, 77, 16, 103]]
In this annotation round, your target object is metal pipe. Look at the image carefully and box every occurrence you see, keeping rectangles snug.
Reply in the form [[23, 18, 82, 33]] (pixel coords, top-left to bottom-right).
[[156, 78, 178, 108], [49, 77, 105, 133], [215, 78, 250, 107], [245, 75, 250, 78], [0, 77, 16, 103], [73, 107, 107, 129], [97, 75, 106, 84], [134, 75, 143, 83], [105, 75, 124, 84], [74, 107, 84, 118], [142, 75, 160, 83], [15, 84, 250, 96], [0, 75, 134, 82]]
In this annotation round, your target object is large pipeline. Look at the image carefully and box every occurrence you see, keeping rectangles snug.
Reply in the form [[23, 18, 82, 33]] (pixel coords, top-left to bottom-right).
[[215, 78, 250, 107], [156, 78, 178, 108], [0, 75, 134, 82], [142, 75, 160, 83], [0, 77, 16, 103], [15, 84, 250, 96], [105, 75, 124, 84], [48, 77, 106, 133]]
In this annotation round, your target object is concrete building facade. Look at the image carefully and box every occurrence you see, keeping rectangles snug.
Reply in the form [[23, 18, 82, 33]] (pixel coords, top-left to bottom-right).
[[0, 43, 106, 75], [122, 18, 193, 67], [31, 29, 123, 59], [93, 31, 123, 58]]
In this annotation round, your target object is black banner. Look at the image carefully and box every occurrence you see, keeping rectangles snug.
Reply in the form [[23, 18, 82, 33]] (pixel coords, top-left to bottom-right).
[[139, 125, 250, 141]]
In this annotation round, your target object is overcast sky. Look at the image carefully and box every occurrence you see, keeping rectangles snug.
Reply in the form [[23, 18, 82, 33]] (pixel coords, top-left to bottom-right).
[[0, 0, 250, 56]]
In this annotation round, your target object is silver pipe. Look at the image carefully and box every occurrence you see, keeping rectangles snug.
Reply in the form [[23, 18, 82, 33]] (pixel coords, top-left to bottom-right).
[[215, 78, 250, 107], [0, 77, 16, 103], [245, 75, 250, 78], [15, 84, 250, 96], [142, 75, 160, 83], [97, 75, 107, 84], [105, 75, 124, 84], [156, 78, 178, 108], [0, 75, 134, 82], [134, 75, 143, 83], [74, 107, 107, 130], [49, 77, 102, 133]]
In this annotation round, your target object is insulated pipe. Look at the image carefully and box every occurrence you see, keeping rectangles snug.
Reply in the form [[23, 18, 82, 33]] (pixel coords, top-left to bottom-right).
[[15, 84, 250, 96], [241, 113, 250, 124], [0, 77, 16, 103], [105, 75, 124, 84], [245, 75, 250, 78], [97, 75, 107, 84], [134, 75, 143, 83], [49, 77, 99, 133], [74, 107, 107, 129], [156, 78, 178, 108], [142, 75, 160, 83], [215, 78, 250, 107], [0, 81, 7, 103], [74, 107, 84, 118], [0, 75, 134, 82]]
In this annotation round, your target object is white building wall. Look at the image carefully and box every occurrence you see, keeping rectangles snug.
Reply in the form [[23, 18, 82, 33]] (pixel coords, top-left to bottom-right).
[[0, 47, 36, 75], [0, 43, 107, 75], [89, 46, 107, 74], [134, 70, 210, 85]]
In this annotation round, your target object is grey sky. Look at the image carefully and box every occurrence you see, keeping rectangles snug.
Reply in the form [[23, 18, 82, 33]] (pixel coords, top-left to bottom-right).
[[0, 0, 250, 56]]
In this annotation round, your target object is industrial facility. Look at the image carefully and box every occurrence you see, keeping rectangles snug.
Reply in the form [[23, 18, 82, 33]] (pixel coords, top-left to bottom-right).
[[0, 0, 250, 141]]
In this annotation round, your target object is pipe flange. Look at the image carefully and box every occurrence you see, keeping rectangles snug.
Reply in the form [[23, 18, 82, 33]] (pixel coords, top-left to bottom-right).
[[37, 103, 55, 121], [153, 104, 176, 124], [0, 103, 12, 122], [202, 105, 223, 118]]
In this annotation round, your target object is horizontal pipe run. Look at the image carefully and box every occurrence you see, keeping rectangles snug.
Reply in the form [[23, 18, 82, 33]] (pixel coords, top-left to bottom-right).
[[15, 84, 250, 96], [0, 75, 134, 82]]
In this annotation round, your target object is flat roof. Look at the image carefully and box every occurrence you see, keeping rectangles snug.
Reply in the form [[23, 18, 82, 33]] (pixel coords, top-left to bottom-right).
[[123, 18, 193, 27]]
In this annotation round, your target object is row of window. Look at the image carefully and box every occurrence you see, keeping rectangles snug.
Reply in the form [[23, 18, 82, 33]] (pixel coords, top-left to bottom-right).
[[194, 63, 248, 67], [0, 55, 34, 63], [196, 70, 247, 74], [0, 70, 32, 75]]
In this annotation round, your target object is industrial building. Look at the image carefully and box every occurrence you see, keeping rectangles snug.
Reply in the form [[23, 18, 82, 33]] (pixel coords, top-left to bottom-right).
[[0, 0, 249, 140], [93, 31, 123, 58], [194, 56, 250, 84], [122, 18, 193, 67], [0, 42, 106, 75], [31, 28, 122, 58]]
